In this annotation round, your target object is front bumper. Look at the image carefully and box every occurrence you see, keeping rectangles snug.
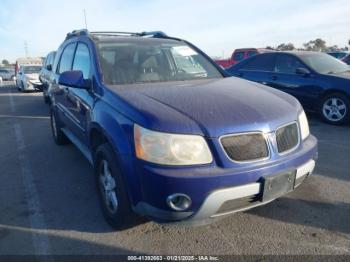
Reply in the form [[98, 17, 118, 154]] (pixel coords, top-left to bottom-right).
[[130, 135, 317, 223], [24, 81, 43, 91], [190, 159, 315, 221]]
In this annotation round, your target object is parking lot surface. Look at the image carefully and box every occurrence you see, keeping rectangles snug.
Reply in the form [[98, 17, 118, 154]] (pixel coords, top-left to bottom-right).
[[0, 82, 349, 255]]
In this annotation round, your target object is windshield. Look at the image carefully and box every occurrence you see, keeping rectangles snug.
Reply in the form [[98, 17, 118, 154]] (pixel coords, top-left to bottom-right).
[[96, 40, 223, 85], [300, 53, 349, 74], [328, 52, 348, 59], [23, 66, 41, 74]]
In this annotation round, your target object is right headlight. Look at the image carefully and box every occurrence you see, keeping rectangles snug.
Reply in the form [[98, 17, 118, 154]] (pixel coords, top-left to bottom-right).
[[134, 124, 212, 165], [298, 110, 310, 140]]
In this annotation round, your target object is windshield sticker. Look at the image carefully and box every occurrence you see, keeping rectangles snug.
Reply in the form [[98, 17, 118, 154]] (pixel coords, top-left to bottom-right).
[[173, 46, 198, 56]]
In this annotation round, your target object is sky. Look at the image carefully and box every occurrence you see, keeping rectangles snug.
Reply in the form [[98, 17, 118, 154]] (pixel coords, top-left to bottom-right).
[[1, 0, 350, 62]]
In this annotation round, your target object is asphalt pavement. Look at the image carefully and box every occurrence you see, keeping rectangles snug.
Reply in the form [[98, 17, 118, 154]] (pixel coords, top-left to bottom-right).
[[0, 82, 349, 255]]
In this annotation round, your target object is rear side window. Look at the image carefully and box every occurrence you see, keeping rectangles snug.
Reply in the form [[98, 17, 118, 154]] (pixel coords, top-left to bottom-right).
[[43, 56, 48, 67], [58, 43, 76, 74], [275, 55, 305, 74], [233, 52, 244, 62], [241, 54, 275, 71], [48, 53, 55, 66], [73, 43, 91, 79], [247, 51, 257, 57]]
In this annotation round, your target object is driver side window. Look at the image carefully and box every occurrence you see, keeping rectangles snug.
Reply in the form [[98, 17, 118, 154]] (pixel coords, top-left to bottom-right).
[[73, 43, 91, 79]]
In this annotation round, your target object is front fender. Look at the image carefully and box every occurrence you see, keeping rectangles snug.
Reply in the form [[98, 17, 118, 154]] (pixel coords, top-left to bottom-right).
[[91, 100, 134, 155]]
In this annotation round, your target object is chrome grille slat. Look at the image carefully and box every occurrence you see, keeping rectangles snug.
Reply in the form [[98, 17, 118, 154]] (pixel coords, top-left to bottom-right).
[[220, 132, 269, 162], [276, 122, 299, 154]]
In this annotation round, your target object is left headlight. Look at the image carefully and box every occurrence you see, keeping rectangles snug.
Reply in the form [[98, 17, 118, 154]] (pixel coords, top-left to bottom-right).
[[298, 110, 310, 140], [134, 124, 213, 165]]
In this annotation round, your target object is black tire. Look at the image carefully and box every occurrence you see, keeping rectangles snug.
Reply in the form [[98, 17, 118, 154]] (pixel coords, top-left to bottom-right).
[[20, 82, 25, 92], [17, 81, 21, 91], [94, 143, 142, 230], [43, 93, 49, 104], [320, 93, 350, 125], [50, 107, 70, 145]]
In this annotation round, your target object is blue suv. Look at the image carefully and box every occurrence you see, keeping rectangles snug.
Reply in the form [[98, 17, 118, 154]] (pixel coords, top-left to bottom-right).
[[50, 30, 317, 229]]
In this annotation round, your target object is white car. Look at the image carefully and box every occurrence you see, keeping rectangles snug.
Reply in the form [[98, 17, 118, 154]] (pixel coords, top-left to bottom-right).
[[16, 65, 43, 92]]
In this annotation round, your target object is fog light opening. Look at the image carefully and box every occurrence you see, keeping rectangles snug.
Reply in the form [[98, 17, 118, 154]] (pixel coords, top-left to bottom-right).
[[167, 193, 191, 211]]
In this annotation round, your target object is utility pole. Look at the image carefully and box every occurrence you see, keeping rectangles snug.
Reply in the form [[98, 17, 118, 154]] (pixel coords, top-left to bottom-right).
[[83, 9, 88, 29], [24, 41, 29, 57]]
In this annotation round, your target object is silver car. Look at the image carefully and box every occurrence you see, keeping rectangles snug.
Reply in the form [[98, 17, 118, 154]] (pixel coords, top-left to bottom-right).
[[39, 51, 56, 103], [16, 65, 43, 92], [0, 68, 15, 81]]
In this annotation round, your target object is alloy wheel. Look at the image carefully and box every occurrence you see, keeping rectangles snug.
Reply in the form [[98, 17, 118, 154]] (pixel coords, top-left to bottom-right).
[[51, 113, 58, 139], [99, 160, 118, 214], [322, 97, 347, 122]]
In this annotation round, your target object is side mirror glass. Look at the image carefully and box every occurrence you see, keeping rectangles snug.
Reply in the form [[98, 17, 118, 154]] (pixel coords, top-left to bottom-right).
[[46, 64, 52, 71], [58, 70, 90, 89], [296, 68, 310, 76]]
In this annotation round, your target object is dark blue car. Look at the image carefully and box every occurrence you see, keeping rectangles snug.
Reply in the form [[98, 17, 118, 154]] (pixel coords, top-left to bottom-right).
[[227, 51, 350, 125], [50, 30, 317, 229]]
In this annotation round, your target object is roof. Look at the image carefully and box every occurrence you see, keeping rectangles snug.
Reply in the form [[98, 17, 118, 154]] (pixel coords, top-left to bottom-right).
[[258, 51, 325, 57]]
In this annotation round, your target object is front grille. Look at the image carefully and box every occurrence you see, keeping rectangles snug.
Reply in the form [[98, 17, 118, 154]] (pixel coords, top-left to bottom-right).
[[276, 122, 299, 154], [221, 133, 269, 162]]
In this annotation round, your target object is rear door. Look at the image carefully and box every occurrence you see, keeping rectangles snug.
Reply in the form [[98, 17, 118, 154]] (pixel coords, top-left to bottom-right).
[[232, 53, 276, 86], [270, 54, 320, 109]]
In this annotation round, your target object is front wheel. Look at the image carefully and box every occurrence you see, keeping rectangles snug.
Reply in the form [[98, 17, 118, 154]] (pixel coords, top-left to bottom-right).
[[320, 93, 350, 125], [94, 143, 142, 230]]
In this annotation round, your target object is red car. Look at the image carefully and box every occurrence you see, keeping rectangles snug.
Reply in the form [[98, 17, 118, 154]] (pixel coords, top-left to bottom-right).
[[215, 48, 271, 68]]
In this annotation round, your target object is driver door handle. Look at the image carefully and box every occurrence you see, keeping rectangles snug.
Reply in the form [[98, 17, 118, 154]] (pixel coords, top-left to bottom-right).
[[272, 75, 278, 81]]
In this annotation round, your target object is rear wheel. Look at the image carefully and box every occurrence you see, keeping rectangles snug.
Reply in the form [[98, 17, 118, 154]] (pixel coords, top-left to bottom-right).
[[320, 93, 350, 125], [20, 82, 25, 92], [94, 143, 142, 230], [16, 81, 21, 91], [50, 108, 70, 145]]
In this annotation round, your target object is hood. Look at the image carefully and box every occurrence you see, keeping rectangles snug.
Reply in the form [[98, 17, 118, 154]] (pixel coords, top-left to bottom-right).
[[25, 73, 39, 81], [326, 70, 350, 80], [108, 77, 302, 137]]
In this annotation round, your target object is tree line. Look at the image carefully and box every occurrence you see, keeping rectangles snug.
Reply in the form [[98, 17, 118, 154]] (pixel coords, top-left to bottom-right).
[[267, 38, 350, 52]]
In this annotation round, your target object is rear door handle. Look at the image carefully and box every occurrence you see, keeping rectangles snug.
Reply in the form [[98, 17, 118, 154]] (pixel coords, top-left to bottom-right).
[[272, 76, 278, 81]]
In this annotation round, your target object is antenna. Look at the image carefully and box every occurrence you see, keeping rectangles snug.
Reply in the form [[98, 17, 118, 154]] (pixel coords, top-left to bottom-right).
[[83, 9, 88, 29], [24, 41, 29, 57]]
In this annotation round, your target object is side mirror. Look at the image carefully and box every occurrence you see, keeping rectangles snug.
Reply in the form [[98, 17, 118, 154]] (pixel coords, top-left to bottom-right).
[[58, 70, 90, 89], [296, 68, 310, 76], [46, 64, 52, 71]]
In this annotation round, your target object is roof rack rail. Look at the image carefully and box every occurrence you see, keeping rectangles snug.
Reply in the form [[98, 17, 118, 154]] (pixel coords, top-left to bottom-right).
[[137, 31, 168, 38], [66, 29, 89, 39], [90, 31, 168, 38], [65, 30, 169, 40], [90, 31, 138, 36]]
